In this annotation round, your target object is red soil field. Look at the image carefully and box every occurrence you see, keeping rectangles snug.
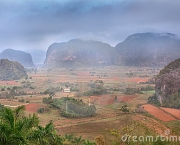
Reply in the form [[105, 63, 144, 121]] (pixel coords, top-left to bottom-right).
[[142, 104, 177, 121], [0, 80, 18, 85], [160, 107, 180, 119], [78, 72, 90, 76], [121, 95, 137, 102], [89, 94, 138, 105], [25, 103, 46, 113], [127, 78, 149, 83]]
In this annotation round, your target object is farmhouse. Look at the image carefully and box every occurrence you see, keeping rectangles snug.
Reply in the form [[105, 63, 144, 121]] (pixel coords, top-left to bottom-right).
[[63, 88, 70, 93]]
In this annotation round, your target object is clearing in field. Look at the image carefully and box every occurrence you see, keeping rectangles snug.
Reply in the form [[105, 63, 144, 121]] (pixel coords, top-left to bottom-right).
[[25, 103, 46, 113]]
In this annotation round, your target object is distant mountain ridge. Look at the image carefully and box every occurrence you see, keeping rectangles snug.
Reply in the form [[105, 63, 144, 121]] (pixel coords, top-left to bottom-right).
[[0, 49, 35, 68], [44, 32, 180, 68], [44, 39, 117, 68], [115, 32, 180, 66]]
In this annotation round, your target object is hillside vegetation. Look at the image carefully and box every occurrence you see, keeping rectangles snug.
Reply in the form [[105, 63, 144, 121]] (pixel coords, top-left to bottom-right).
[[44, 97, 96, 118], [0, 59, 27, 80], [148, 58, 180, 108]]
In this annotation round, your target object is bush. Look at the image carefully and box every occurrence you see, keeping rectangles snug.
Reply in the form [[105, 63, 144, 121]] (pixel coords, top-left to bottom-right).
[[125, 88, 143, 94], [141, 85, 154, 91], [148, 94, 161, 106], [43, 97, 53, 104], [121, 105, 129, 113], [37, 108, 45, 113], [29, 86, 36, 89], [71, 87, 80, 92], [18, 98, 25, 102]]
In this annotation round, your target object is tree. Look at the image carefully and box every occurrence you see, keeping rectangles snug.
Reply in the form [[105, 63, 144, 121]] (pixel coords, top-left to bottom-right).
[[0, 106, 62, 145], [83, 139, 96, 145], [73, 136, 84, 145], [0, 104, 3, 110], [121, 105, 129, 113], [0, 106, 96, 145], [0, 106, 38, 145], [62, 134, 74, 144], [44, 88, 56, 99], [29, 121, 62, 145]]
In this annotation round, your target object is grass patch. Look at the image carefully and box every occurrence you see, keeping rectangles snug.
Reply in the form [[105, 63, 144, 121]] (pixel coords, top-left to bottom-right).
[[165, 120, 180, 135]]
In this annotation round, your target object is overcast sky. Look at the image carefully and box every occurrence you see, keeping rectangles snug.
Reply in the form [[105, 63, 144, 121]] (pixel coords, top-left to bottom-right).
[[0, 0, 180, 52]]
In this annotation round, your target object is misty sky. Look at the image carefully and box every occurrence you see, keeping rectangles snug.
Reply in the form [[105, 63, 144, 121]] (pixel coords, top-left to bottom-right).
[[0, 0, 180, 52]]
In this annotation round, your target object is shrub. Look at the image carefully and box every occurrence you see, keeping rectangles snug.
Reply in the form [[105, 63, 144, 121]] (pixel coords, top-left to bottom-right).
[[18, 98, 25, 102], [125, 88, 143, 94], [148, 94, 161, 106], [37, 108, 45, 113]]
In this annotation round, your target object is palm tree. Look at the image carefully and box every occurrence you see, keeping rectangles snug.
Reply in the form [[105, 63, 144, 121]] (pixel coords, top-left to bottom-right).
[[73, 136, 85, 145], [0, 105, 97, 145], [0, 106, 38, 145], [83, 139, 96, 145], [29, 121, 62, 145], [62, 134, 74, 143]]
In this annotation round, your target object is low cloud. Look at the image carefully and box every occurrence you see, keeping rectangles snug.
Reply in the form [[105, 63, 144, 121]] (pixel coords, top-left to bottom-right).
[[0, 0, 180, 50]]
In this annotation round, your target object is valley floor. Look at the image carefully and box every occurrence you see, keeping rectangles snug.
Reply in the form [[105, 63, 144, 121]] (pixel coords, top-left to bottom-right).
[[1, 66, 180, 144]]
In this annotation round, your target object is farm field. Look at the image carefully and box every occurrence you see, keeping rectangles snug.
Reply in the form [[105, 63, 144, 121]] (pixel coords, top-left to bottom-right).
[[1, 65, 180, 143], [0, 99, 27, 107], [142, 104, 177, 121], [160, 107, 180, 119]]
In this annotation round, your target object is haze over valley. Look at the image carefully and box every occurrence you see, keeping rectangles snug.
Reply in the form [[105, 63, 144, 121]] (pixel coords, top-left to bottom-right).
[[0, 0, 180, 144]]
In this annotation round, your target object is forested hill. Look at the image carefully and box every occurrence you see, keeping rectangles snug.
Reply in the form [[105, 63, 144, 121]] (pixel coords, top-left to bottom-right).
[[149, 58, 180, 108], [0, 59, 27, 80], [158, 58, 180, 76]]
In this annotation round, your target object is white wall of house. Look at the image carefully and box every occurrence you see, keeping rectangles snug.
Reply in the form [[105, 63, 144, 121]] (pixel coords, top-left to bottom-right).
[[63, 88, 70, 93]]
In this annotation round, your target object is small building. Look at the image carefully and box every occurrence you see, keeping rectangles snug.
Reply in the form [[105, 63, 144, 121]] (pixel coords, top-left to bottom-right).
[[63, 88, 70, 93]]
